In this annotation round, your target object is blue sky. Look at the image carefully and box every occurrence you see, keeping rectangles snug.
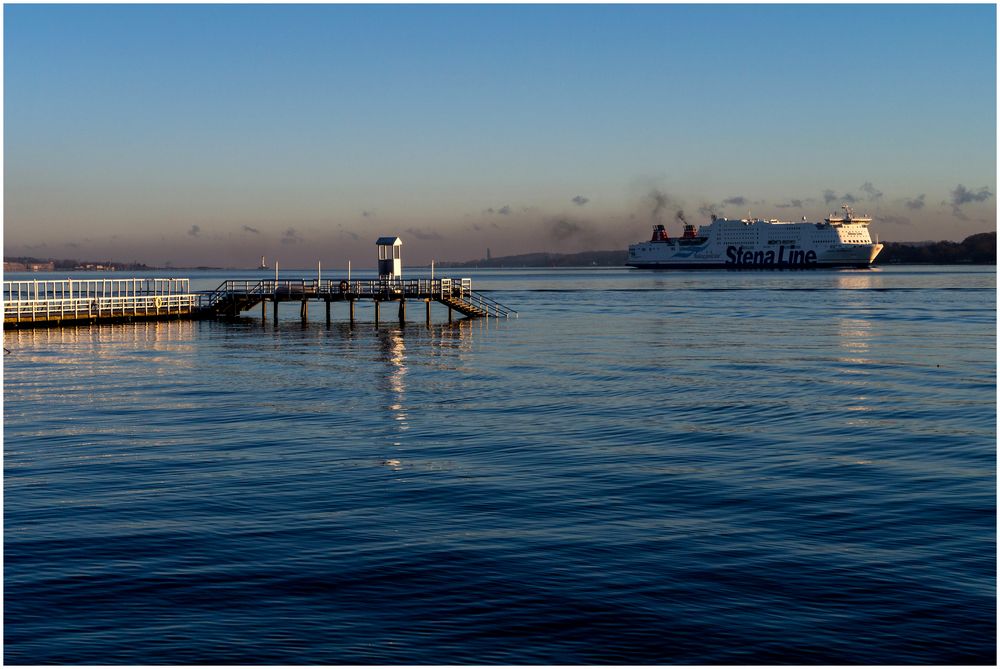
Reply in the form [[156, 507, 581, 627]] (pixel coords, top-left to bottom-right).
[[4, 3, 996, 267]]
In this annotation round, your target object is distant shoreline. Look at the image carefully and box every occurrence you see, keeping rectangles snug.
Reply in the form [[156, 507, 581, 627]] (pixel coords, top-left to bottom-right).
[[440, 232, 996, 268], [4, 231, 995, 272]]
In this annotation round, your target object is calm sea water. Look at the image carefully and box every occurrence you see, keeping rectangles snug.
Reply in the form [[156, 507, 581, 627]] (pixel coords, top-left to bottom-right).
[[4, 266, 996, 664]]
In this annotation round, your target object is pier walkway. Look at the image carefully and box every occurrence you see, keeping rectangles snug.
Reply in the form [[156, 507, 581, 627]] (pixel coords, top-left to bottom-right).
[[3, 276, 515, 328]]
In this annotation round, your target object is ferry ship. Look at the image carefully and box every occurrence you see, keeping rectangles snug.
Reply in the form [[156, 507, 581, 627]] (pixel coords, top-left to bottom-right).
[[627, 205, 883, 269]]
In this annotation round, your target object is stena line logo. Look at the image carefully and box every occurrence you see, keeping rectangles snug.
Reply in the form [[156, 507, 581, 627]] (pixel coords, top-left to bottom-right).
[[726, 245, 817, 267]]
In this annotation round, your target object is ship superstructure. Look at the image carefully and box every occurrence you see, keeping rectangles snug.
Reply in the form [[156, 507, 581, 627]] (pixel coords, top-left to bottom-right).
[[627, 205, 883, 269]]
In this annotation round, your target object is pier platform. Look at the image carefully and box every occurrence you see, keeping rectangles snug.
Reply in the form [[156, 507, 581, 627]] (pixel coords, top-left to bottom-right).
[[3, 277, 515, 329]]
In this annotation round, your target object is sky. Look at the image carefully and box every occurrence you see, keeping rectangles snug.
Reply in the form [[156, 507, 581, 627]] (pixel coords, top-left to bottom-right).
[[4, 3, 997, 268]]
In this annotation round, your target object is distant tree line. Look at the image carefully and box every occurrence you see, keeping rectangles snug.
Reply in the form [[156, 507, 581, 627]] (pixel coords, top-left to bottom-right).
[[874, 232, 996, 264]]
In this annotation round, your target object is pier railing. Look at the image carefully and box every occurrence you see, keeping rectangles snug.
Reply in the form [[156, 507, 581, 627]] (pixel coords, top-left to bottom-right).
[[4, 278, 199, 324], [200, 278, 469, 302]]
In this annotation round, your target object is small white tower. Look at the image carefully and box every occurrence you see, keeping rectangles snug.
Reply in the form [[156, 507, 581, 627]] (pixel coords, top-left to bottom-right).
[[376, 236, 403, 279]]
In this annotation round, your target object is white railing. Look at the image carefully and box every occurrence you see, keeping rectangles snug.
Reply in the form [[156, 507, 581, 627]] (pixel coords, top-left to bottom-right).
[[4, 278, 198, 322]]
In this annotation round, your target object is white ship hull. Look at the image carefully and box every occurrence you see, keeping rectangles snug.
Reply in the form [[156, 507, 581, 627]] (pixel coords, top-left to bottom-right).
[[627, 209, 883, 270]]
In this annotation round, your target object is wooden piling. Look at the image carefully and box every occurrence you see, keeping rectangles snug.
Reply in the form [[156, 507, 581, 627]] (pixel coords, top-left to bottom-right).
[[325, 299, 331, 326], [398, 299, 406, 325]]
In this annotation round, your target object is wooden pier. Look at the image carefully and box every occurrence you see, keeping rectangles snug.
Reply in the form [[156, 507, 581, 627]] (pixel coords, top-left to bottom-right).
[[3, 276, 515, 329]]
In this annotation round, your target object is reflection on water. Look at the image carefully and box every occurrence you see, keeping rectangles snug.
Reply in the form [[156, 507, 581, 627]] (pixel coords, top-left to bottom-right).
[[378, 328, 408, 431], [834, 272, 884, 291], [4, 319, 199, 353]]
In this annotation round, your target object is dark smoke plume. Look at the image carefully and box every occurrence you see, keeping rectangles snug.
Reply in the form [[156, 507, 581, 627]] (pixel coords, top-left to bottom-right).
[[824, 189, 857, 205], [405, 227, 443, 241], [775, 199, 804, 209], [905, 194, 925, 210], [859, 182, 883, 201], [242, 225, 260, 234], [646, 188, 672, 225], [879, 215, 912, 227], [572, 195, 589, 206], [549, 218, 583, 240]]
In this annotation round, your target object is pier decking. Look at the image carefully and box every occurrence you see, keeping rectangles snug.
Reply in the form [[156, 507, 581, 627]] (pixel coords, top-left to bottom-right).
[[3, 276, 515, 328]]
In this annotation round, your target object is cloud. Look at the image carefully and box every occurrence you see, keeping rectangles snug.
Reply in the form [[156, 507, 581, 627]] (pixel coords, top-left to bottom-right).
[[723, 195, 747, 207], [405, 227, 443, 241], [859, 181, 884, 201], [950, 184, 993, 218], [572, 195, 589, 206], [188, 225, 201, 237], [904, 194, 926, 210], [281, 228, 303, 245], [242, 225, 260, 234]]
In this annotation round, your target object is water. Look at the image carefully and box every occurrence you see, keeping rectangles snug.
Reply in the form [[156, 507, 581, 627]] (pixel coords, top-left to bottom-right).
[[4, 266, 995, 664]]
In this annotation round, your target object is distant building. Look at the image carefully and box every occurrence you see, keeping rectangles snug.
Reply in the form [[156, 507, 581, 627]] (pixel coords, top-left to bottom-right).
[[4, 261, 54, 272]]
